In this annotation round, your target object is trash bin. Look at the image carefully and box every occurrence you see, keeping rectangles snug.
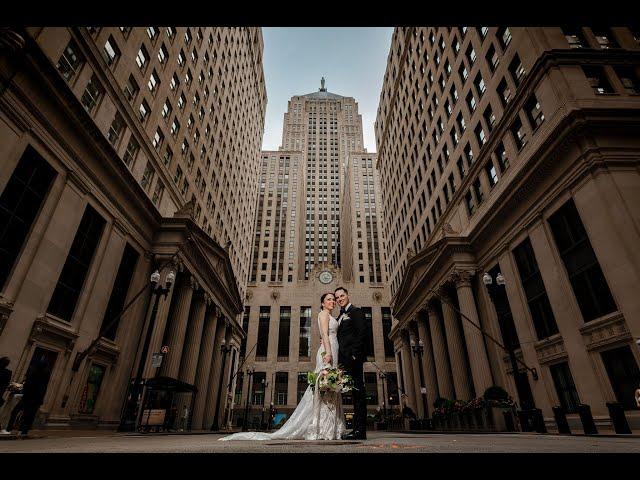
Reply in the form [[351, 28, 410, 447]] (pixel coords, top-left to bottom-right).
[[552, 406, 571, 434], [577, 404, 598, 435], [517, 410, 533, 432], [606, 402, 632, 434]]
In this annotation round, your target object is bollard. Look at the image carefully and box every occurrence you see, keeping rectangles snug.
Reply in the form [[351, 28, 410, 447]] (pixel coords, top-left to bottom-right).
[[577, 404, 598, 435], [552, 406, 571, 434], [606, 402, 632, 434]]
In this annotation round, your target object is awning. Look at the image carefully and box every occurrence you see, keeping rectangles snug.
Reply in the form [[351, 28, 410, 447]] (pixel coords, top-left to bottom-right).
[[144, 376, 197, 393]]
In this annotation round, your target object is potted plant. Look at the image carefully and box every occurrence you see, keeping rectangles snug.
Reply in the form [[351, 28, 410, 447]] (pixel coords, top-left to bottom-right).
[[483, 386, 516, 431]]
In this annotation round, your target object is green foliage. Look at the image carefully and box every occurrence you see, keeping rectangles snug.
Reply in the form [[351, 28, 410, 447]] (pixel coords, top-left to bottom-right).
[[483, 385, 509, 401]]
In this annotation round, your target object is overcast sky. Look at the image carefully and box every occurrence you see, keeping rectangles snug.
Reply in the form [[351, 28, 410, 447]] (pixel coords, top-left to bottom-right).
[[261, 27, 394, 153]]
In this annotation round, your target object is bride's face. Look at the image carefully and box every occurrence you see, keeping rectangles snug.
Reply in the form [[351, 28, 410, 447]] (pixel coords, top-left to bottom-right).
[[323, 294, 336, 311]]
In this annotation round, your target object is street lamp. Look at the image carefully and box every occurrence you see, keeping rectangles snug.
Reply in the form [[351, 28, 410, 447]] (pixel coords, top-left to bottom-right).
[[379, 370, 388, 424], [131, 268, 175, 432], [259, 377, 269, 431], [211, 338, 232, 430], [242, 367, 255, 432], [410, 337, 429, 427]]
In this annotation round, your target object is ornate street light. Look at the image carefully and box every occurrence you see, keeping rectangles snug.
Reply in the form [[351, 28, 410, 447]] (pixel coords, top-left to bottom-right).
[[410, 337, 429, 426], [211, 338, 232, 430]]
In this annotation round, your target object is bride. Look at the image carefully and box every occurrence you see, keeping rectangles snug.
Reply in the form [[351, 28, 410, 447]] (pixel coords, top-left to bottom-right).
[[220, 292, 346, 441]]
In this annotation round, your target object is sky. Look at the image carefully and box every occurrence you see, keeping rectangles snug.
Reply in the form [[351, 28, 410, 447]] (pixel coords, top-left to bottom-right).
[[261, 28, 394, 153]]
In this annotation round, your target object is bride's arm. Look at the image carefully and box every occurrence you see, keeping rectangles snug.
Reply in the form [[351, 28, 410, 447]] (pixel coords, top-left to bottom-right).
[[319, 311, 332, 365]]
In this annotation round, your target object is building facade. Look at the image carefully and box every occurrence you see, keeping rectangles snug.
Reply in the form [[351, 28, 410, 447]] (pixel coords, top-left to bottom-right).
[[235, 84, 398, 428], [0, 26, 266, 430], [375, 27, 640, 431]]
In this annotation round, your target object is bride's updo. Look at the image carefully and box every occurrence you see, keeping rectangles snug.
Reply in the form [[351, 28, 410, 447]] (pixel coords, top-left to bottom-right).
[[320, 292, 334, 310]]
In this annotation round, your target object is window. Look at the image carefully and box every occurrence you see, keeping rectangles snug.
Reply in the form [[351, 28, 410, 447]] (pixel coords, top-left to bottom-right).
[[473, 177, 483, 203], [474, 72, 486, 97], [486, 44, 499, 73], [152, 181, 164, 206], [497, 27, 512, 49], [615, 67, 640, 95], [147, 69, 160, 94], [177, 49, 186, 67], [297, 373, 308, 402], [601, 346, 640, 410], [158, 43, 169, 65], [47, 204, 106, 322], [123, 137, 139, 167], [498, 78, 512, 106], [511, 116, 527, 150], [466, 91, 476, 112], [459, 63, 468, 81], [185, 69, 193, 85], [474, 123, 486, 146], [135, 44, 149, 71], [141, 161, 155, 191], [582, 66, 614, 94], [299, 306, 312, 358], [457, 157, 467, 179], [152, 127, 164, 149], [592, 28, 619, 49], [386, 372, 400, 405], [466, 44, 476, 64], [562, 27, 587, 48], [487, 264, 520, 350], [464, 143, 474, 165], [99, 244, 139, 340], [138, 99, 150, 123], [170, 118, 180, 137], [166, 26, 176, 41], [550, 362, 580, 413], [178, 93, 186, 110], [102, 35, 120, 66], [184, 28, 193, 44], [548, 199, 617, 322], [275, 372, 288, 406], [381, 307, 394, 358], [123, 74, 139, 102], [119, 27, 131, 38], [480, 26, 489, 38], [485, 161, 498, 187], [57, 39, 84, 81], [0, 146, 57, 289], [277, 307, 291, 358], [525, 95, 545, 128], [508, 54, 526, 86], [163, 146, 173, 166], [450, 84, 459, 103], [256, 306, 270, 358], [78, 364, 106, 414], [495, 141, 510, 171], [146, 27, 158, 42], [106, 112, 125, 146], [362, 307, 374, 359], [457, 111, 466, 132], [365, 372, 378, 405], [170, 73, 180, 92], [465, 190, 476, 215], [81, 74, 104, 113], [483, 104, 496, 132], [513, 238, 559, 340], [161, 98, 172, 119]]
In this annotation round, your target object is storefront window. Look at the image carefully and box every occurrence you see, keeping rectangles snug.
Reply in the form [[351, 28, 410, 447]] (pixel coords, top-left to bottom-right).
[[79, 364, 106, 414]]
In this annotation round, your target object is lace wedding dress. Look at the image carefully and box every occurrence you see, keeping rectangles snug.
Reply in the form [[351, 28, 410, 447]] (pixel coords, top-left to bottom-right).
[[220, 313, 346, 441]]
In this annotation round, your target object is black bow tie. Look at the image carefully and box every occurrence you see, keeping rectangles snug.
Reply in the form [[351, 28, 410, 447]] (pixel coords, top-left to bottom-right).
[[340, 307, 346, 315]]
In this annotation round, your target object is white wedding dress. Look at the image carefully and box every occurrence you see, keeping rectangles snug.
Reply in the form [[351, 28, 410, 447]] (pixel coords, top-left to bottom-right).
[[220, 313, 346, 441]]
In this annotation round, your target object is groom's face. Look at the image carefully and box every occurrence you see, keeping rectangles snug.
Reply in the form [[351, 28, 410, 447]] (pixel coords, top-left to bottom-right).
[[335, 289, 349, 308]]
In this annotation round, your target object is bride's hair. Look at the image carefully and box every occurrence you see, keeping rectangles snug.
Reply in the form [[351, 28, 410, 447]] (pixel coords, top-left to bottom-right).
[[320, 292, 334, 310]]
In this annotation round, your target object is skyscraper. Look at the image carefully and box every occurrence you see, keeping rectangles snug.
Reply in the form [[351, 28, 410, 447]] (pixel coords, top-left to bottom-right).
[[376, 27, 640, 430], [235, 81, 398, 425], [0, 27, 266, 430]]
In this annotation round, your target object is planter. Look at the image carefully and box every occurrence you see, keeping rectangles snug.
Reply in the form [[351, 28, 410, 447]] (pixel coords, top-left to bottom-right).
[[487, 406, 514, 432]]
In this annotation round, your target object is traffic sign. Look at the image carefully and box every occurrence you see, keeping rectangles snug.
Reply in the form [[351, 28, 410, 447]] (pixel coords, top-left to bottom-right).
[[152, 353, 163, 368], [161, 346, 169, 354]]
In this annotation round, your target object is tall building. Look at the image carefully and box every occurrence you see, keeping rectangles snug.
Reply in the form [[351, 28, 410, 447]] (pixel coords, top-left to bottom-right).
[[0, 27, 266, 430], [235, 82, 398, 427], [376, 27, 640, 431]]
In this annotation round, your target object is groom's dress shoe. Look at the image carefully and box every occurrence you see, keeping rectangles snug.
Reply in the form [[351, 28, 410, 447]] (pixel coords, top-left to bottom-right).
[[342, 431, 366, 440]]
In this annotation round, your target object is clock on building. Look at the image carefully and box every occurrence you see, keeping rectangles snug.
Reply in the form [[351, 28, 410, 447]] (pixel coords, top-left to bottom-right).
[[319, 271, 333, 284]]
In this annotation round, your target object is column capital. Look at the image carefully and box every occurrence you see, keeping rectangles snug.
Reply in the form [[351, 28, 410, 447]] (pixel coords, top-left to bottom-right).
[[436, 285, 454, 303], [189, 275, 200, 291], [451, 269, 475, 288], [203, 292, 212, 306]]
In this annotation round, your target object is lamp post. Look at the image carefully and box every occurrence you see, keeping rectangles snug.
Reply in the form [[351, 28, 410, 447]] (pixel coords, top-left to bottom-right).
[[259, 377, 269, 431], [132, 269, 176, 432], [379, 370, 388, 424], [211, 338, 232, 430], [410, 338, 428, 426], [242, 367, 254, 432]]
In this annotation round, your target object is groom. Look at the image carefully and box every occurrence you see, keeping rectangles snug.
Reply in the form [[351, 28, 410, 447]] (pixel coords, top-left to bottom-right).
[[335, 286, 367, 440]]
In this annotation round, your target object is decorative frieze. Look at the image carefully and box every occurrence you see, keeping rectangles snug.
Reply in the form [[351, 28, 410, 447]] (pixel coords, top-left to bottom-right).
[[534, 334, 567, 365], [580, 312, 630, 352]]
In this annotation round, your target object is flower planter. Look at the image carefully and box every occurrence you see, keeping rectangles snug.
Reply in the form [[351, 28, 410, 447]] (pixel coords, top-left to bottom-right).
[[486, 406, 514, 432]]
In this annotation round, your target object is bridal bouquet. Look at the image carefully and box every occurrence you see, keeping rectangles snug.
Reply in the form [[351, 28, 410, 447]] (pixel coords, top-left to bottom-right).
[[307, 365, 354, 394]]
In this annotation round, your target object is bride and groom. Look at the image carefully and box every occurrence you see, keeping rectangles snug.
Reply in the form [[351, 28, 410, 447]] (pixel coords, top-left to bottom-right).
[[220, 286, 367, 441]]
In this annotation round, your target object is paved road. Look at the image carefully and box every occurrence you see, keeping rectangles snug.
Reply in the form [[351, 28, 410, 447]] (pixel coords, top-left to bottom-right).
[[1, 431, 639, 453]]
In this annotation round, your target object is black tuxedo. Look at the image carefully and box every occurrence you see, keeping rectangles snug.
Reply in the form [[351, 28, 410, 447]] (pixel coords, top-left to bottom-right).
[[336, 305, 367, 435]]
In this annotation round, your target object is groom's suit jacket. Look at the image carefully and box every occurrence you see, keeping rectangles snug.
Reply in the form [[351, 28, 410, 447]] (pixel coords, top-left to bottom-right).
[[336, 305, 366, 368]]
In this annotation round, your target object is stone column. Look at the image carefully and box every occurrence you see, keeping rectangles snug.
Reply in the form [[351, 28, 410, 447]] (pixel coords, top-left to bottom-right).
[[408, 322, 425, 419], [416, 310, 439, 413], [439, 288, 473, 400], [399, 332, 417, 411], [143, 263, 178, 378], [191, 306, 219, 430], [427, 304, 455, 399], [161, 275, 196, 379], [179, 292, 209, 385], [453, 270, 494, 396], [203, 314, 227, 429]]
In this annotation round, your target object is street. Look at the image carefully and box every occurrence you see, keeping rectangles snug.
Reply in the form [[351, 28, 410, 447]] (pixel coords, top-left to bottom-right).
[[1, 430, 639, 453]]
